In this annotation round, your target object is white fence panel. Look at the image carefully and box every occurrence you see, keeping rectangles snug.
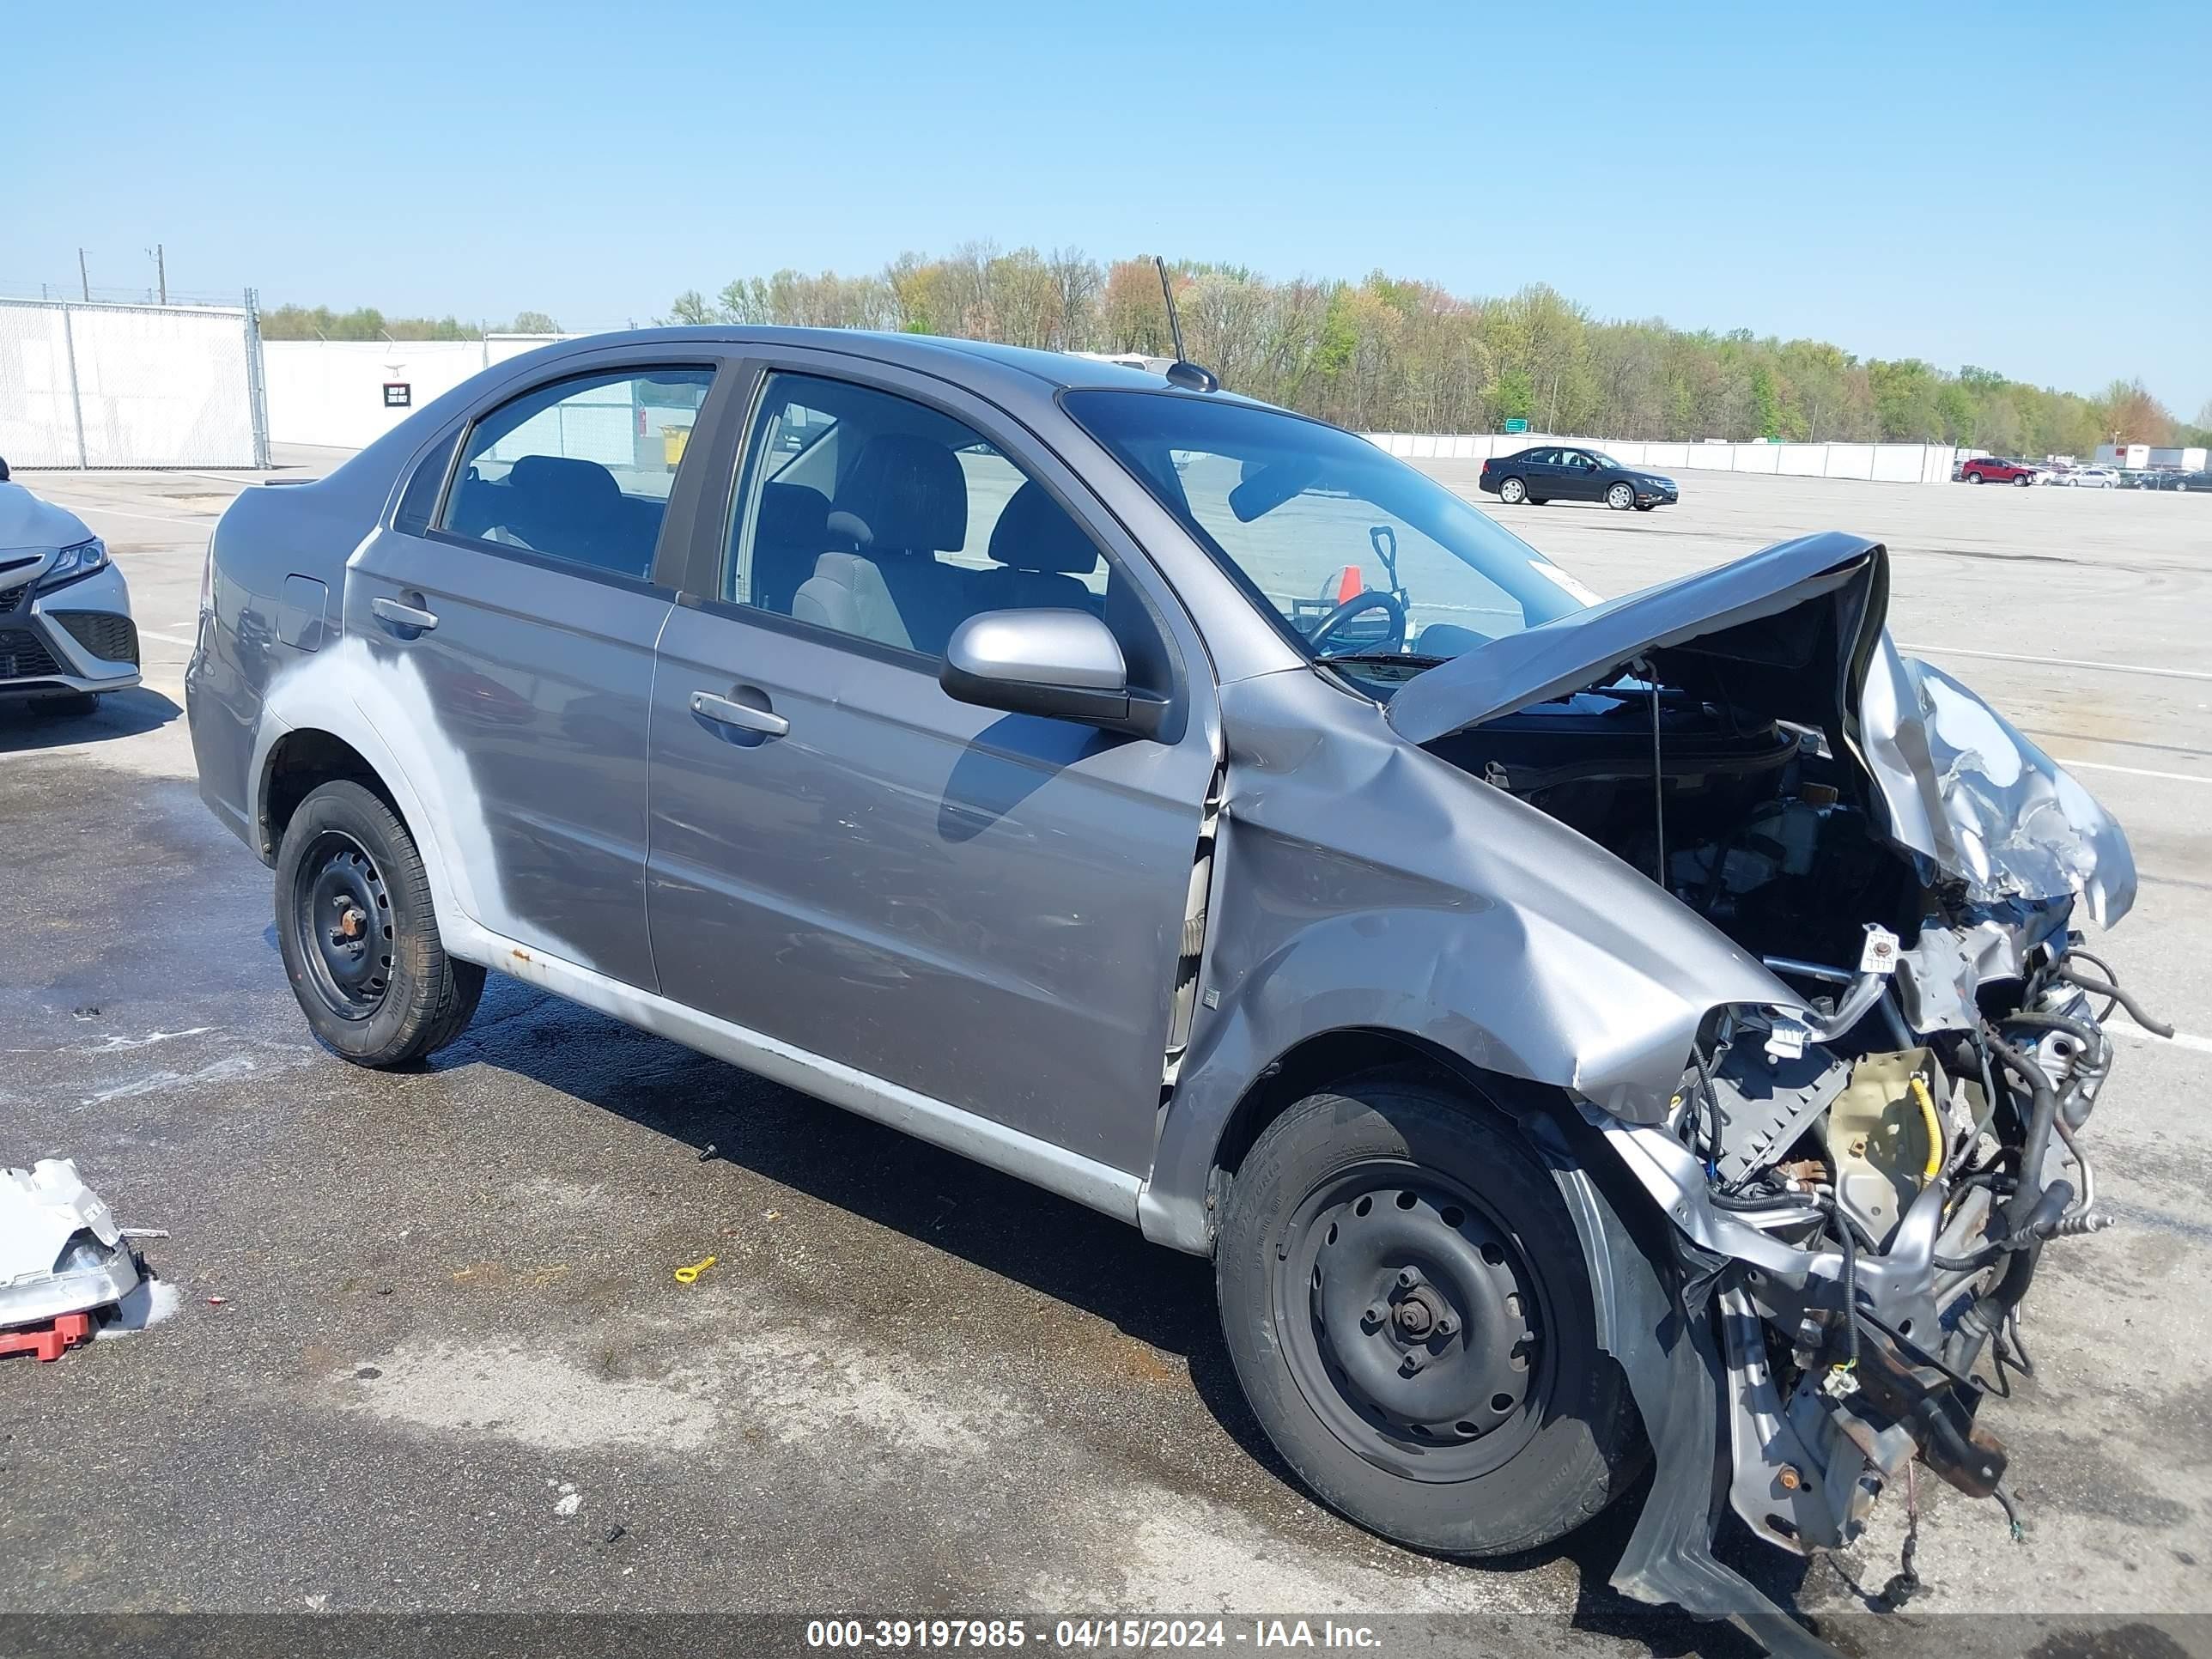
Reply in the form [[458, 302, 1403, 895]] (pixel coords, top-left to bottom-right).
[[1869, 445, 1924, 483], [0, 305, 77, 467], [70, 306, 258, 467], [261, 334, 579, 450], [1825, 445, 1875, 480], [484, 332, 568, 367], [0, 297, 264, 468], [1777, 446, 1826, 477], [263, 341, 485, 450], [1735, 443, 1782, 474]]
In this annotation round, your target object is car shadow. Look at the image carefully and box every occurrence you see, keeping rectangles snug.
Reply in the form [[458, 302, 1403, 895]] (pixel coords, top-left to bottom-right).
[[436, 971, 1813, 1651], [0, 685, 181, 752]]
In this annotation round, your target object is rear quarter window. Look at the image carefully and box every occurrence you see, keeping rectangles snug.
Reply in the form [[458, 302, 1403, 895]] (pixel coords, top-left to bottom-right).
[[393, 429, 459, 537]]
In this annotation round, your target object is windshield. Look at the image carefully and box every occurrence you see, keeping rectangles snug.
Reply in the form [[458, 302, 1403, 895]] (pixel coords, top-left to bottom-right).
[[1063, 392, 1592, 675]]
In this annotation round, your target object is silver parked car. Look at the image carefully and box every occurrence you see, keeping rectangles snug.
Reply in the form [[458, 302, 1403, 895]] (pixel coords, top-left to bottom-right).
[[186, 331, 2145, 1647], [0, 457, 143, 709]]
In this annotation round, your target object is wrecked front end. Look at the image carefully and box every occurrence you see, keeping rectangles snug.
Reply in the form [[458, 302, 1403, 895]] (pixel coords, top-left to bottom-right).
[[1393, 533, 2150, 1644]]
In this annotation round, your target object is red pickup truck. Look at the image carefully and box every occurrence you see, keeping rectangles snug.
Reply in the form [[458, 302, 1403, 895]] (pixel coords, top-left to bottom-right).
[[1960, 456, 2039, 485]]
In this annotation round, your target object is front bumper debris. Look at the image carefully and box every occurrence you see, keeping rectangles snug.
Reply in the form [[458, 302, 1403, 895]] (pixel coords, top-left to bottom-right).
[[1578, 923, 2144, 1655], [1, 1158, 143, 1329]]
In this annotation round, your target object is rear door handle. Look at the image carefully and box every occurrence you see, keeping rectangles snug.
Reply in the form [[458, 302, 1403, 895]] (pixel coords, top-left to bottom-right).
[[690, 690, 788, 739], [372, 595, 439, 634]]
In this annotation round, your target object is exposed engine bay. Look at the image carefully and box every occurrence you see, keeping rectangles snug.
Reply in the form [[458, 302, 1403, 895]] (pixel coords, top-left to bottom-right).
[[1415, 574, 2162, 1632]]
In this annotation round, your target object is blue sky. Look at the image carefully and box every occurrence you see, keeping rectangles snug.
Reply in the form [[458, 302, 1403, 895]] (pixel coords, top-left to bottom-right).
[[8, 0, 2206, 413]]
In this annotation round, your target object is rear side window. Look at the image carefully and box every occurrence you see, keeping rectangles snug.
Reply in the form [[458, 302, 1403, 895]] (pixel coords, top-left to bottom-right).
[[439, 367, 714, 580], [393, 429, 458, 536]]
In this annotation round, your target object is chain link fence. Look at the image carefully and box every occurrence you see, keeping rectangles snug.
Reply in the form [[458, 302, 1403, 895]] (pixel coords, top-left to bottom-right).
[[0, 295, 270, 470]]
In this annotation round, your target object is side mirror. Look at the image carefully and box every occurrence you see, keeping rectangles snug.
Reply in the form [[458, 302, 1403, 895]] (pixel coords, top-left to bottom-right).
[[940, 609, 1169, 739]]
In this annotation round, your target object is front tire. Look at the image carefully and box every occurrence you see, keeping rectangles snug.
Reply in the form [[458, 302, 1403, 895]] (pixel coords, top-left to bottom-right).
[[1606, 482, 1635, 511], [1216, 1076, 1642, 1557], [2014, 474, 2033, 487], [1497, 477, 1527, 505], [274, 780, 484, 1067]]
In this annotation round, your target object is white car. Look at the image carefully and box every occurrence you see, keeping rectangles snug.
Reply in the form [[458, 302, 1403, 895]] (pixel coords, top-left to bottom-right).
[[0, 458, 141, 711], [2053, 467, 2120, 489]]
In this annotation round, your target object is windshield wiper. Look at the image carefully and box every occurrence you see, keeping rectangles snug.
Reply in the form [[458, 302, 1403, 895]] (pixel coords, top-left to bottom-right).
[[1316, 651, 1445, 669]]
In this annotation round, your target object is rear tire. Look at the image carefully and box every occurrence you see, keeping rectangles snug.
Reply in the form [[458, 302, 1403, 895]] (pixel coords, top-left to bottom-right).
[[274, 780, 484, 1067], [1969, 472, 1985, 483], [1216, 1075, 1643, 1557], [1497, 477, 1527, 505]]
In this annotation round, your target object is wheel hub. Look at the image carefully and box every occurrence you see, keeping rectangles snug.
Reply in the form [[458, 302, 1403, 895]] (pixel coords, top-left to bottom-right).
[[1278, 1164, 1551, 1482]]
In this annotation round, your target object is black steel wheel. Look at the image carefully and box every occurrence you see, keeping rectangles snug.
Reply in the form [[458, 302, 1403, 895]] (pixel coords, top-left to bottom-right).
[[290, 829, 394, 1019], [274, 779, 483, 1066], [1273, 1161, 1551, 1483], [1217, 1074, 1644, 1556]]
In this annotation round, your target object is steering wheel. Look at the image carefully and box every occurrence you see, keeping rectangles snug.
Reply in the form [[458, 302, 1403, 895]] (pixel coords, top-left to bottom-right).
[[1308, 588, 1407, 658]]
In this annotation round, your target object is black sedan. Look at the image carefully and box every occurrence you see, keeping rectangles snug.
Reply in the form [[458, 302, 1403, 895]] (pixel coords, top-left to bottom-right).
[[1477, 446, 1679, 511]]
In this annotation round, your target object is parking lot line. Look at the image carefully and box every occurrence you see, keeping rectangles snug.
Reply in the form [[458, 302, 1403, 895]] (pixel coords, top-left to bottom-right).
[[38, 499, 217, 531], [2054, 758, 2212, 786], [1899, 642, 2212, 684], [2108, 1020, 2212, 1056]]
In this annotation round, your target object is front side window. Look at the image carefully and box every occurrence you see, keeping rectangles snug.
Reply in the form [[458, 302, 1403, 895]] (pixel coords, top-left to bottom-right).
[[724, 371, 1109, 658], [441, 367, 714, 580], [1066, 392, 1585, 676]]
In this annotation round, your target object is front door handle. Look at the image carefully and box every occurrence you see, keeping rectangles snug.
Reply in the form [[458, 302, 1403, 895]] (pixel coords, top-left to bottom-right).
[[372, 595, 439, 634], [690, 690, 788, 739]]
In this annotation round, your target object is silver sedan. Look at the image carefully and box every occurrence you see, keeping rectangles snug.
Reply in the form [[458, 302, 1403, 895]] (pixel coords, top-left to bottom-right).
[[0, 457, 142, 710]]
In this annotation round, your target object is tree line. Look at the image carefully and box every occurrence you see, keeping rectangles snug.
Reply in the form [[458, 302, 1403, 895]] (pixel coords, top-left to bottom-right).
[[258, 305, 560, 342], [663, 245, 2209, 453]]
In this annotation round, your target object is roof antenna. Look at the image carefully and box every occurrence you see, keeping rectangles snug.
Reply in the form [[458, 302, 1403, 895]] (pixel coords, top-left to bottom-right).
[[1153, 256, 1220, 392]]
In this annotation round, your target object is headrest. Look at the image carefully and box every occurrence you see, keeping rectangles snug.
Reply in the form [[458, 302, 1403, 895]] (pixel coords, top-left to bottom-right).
[[987, 481, 1099, 575], [507, 453, 622, 517], [830, 434, 967, 552], [757, 481, 830, 544]]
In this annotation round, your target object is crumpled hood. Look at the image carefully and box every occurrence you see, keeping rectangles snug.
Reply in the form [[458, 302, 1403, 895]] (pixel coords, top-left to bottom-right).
[[0, 481, 92, 556], [1861, 642, 2135, 924], [1387, 531, 2136, 925]]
